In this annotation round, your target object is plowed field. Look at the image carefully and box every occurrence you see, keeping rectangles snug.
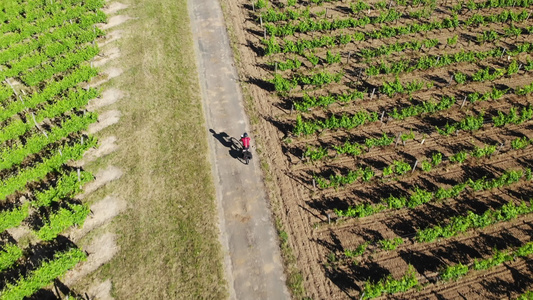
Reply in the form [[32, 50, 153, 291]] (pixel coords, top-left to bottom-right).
[[221, 0, 533, 298]]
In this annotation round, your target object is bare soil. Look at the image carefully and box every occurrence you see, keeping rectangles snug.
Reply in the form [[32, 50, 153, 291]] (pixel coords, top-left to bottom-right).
[[88, 109, 121, 134], [64, 233, 119, 285], [77, 166, 123, 199]]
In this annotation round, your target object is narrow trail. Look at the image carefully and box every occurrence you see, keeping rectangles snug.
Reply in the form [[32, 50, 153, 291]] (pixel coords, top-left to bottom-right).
[[188, 0, 290, 299]]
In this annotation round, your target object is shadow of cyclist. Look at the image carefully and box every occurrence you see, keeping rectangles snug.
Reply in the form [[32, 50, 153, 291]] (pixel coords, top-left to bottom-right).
[[209, 129, 241, 159]]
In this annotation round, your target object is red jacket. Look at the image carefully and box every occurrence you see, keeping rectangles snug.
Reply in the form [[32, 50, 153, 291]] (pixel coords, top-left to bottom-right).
[[241, 136, 250, 148]]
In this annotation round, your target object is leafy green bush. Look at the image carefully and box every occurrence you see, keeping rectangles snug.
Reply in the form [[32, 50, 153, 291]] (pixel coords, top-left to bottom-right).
[[450, 151, 468, 163], [511, 137, 531, 150], [344, 242, 370, 257], [362, 265, 418, 299], [440, 263, 468, 281], [379, 237, 404, 250]]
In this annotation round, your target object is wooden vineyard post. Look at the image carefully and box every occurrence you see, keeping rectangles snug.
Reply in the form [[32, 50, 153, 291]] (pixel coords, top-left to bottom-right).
[[380, 111, 385, 124], [31, 112, 48, 138], [252, 2, 255, 12], [313, 178, 316, 189], [5, 79, 23, 104], [420, 138, 425, 145], [259, 15, 263, 27], [370, 88, 375, 100], [275, 62, 278, 73], [395, 133, 402, 146], [412, 160, 418, 173], [461, 96, 467, 108], [498, 141, 504, 152], [501, 47, 506, 58], [327, 214, 331, 224], [290, 104, 294, 115], [78, 168, 82, 189], [263, 27, 266, 39], [448, 75, 453, 86], [347, 51, 351, 64]]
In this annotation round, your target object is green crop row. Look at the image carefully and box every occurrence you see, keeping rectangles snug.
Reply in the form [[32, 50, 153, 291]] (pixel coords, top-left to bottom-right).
[[390, 96, 456, 120], [0, 0, 103, 35], [259, 7, 310, 23], [265, 8, 530, 37], [0, 8, 106, 50], [0, 247, 87, 300], [0, 111, 97, 171], [265, 9, 403, 36], [34, 170, 94, 207], [294, 111, 378, 136], [0, 169, 94, 235], [339, 200, 533, 264], [334, 168, 531, 218], [437, 105, 533, 136], [270, 71, 344, 92], [0, 88, 98, 144], [0, 66, 98, 123], [0, 21, 104, 65], [0, 138, 97, 201], [455, 60, 532, 84], [36, 203, 90, 241], [295, 94, 456, 137], [302, 78, 533, 159], [0, 243, 23, 273], [0, 203, 30, 233], [362, 265, 418, 299], [270, 51, 341, 71], [0, 85, 13, 104], [20, 45, 99, 86], [263, 10, 532, 55], [0, 28, 102, 81], [380, 77, 433, 97], [457, 0, 533, 11], [304, 132, 414, 161], [511, 136, 532, 149], [440, 241, 533, 281], [416, 200, 533, 242], [493, 105, 533, 127], [367, 41, 533, 76], [294, 89, 366, 111]]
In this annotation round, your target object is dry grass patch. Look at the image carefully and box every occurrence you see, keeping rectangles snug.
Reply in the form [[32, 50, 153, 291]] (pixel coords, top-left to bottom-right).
[[73, 0, 227, 298]]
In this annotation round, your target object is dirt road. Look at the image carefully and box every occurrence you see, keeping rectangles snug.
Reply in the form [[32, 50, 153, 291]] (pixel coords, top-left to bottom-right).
[[188, 0, 290, 299]]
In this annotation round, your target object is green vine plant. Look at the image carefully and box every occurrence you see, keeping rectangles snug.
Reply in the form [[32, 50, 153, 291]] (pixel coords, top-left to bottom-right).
[[339, 200, 533, 263], [333, 168, 532, 218], [440, 241, 533, 281]]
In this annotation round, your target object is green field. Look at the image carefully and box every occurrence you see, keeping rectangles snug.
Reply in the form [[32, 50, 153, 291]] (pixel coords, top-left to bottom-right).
[[0, 0, 227, 298]]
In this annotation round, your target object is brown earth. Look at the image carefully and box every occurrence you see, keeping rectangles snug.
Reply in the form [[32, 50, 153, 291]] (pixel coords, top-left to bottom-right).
[[220, 0, 533, 299]]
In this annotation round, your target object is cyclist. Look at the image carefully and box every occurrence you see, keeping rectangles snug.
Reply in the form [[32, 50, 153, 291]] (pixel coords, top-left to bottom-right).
[[240, 132, 250, 150]]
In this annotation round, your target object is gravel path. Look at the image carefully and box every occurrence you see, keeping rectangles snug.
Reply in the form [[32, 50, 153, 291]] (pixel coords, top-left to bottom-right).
[[188, 0, 290, 299]]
